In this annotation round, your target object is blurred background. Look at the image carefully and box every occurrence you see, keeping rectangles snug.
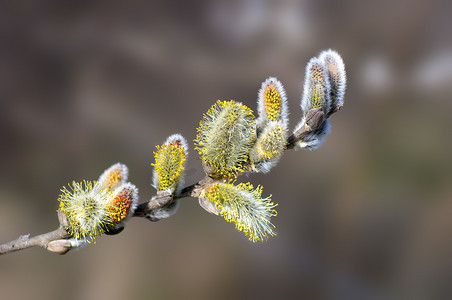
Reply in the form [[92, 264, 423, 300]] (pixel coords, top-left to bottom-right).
[[1, 0, 451, 299]]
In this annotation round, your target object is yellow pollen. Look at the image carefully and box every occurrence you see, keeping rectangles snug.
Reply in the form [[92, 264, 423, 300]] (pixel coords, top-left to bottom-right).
[[105, 170, 122, 190], [264, 84, 281, 121]]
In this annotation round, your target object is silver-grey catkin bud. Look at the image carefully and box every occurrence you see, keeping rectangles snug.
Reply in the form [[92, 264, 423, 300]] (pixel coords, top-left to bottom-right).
[[300, 57, 331, 122], [318, 49, 346, 115], [47, 239, 72, 254]]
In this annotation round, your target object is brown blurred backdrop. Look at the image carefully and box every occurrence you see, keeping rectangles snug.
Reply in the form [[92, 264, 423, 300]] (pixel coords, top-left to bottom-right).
[[1, 1, 451, 299]]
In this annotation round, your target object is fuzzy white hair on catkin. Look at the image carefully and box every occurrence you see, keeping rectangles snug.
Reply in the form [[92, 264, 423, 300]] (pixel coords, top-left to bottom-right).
[[300, 57, 331, 122], [318, 49, 347, 113]]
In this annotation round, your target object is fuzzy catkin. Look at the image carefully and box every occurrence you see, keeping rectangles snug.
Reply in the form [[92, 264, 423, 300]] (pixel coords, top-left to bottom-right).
[[194, 100, 256, 177], [201, 182, 277, 242]]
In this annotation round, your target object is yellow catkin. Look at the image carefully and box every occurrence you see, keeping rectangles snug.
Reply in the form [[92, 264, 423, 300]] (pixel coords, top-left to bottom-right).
[[58, 181, 112, 241], [152, 144, 186, 191], [264, 84, 281, 121], [194, 100, 255, 177], [202, 182, 277, 242]]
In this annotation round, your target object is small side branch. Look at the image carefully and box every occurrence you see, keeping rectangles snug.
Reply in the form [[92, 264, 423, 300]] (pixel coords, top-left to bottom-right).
[[0, 227, 69, 255]]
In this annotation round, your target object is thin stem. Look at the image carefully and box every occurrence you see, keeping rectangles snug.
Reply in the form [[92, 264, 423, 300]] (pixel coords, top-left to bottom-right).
[[0, 227, 69, 255], [133, 176, 217, 218]]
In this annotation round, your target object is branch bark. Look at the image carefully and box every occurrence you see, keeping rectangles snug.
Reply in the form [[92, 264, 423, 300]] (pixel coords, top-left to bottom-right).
[[133, 176, 216, 218]]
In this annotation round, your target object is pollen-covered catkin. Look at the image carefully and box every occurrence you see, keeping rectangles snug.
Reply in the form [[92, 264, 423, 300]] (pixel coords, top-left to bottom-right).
[[58, 181, 112, 242], [106, 182, 138, 227], [194, 100, 256, 178], [200, 181, 277, 242], [152, 134, 188, 194]]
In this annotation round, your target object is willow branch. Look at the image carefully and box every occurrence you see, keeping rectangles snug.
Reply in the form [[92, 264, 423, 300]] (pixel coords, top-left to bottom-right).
[[0, 211, 71, 255], [0, 105, 342, 255]]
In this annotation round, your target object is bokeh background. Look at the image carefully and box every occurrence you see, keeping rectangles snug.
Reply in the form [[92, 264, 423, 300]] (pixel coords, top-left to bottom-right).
[[1, 1, 451, 299]]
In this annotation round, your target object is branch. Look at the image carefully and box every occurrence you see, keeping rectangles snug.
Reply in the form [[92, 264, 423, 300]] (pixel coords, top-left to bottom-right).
[[0, 227, 70, 255], [0, 105, 342, 255], [0, 211, 71, 255], [133, 176, 217, 218]]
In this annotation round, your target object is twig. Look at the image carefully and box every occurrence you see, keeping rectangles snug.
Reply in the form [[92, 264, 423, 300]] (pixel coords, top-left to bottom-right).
[[133, 176, 216, 218], [0, 227, 70, 255]]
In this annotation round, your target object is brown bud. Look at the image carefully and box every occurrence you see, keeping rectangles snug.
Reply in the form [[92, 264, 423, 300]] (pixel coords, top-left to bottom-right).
[[47, 239, 72, 255], [198, 197, 219, 215], [305, 107, 325, 131]]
